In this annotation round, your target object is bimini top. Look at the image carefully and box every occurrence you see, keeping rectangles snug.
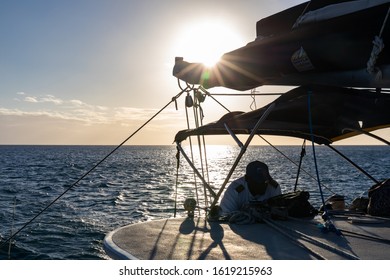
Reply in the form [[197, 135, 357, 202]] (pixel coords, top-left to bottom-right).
[[173, 0, 390, 90], [174, 85, 390, 145]]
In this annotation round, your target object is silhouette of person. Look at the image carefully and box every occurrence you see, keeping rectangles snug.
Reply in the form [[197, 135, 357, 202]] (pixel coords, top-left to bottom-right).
[[219, 161, 281, 215]]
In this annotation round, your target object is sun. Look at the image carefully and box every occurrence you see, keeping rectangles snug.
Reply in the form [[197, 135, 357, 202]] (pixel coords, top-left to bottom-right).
[[173, 19, 245, 67]]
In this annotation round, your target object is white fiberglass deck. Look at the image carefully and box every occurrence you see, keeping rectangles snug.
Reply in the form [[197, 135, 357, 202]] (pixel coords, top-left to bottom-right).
[[104, 214, 390, 260]]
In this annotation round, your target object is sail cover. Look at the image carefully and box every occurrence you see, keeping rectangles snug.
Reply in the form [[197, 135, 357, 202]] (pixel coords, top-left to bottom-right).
[[174, 86, 390, 145], [173, 0, 390, 90]]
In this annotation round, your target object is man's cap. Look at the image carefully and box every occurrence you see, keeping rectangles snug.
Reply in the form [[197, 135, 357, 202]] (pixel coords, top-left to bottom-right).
[[246, 161, 270, 184]]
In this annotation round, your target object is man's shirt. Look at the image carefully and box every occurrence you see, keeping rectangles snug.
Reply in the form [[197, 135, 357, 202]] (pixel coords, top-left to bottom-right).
[[219, 177, 281, 215]]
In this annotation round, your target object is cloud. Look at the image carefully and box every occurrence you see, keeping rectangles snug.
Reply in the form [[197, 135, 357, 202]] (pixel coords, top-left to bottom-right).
[[40, 95, 63, 105], [24, 96, 39, 103], [2, 92, 184, 128], [22, 94, 63, 105], [0, 107, 80, 121], [0, 108, 24, 116], [0, 92, 194, 144], [69, 99, 85, 106], [0, 94, 186, 144]]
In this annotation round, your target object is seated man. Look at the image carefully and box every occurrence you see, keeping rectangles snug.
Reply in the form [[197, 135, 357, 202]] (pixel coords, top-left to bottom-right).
[[219, 161, 281, 215]]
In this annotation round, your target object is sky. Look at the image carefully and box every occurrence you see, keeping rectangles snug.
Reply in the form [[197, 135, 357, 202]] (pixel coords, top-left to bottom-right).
[[0, 0, 389, 145]]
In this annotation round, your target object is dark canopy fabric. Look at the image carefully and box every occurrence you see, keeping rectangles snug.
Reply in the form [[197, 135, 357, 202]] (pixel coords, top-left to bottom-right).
[[174, 85, 390, 145], [173, 1, 390, 90]]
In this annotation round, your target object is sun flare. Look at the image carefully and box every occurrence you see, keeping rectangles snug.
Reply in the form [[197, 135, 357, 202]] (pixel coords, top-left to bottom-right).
[[173, 19, 245, 67]]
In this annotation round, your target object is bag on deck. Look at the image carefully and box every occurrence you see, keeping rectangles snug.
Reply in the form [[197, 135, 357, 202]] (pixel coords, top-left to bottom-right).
[[266, 190, 318, 218], [367, 179, 390, 217]]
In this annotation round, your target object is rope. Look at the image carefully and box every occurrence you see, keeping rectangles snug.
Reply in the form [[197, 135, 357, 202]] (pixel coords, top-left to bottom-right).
[[292, 0, 312, 29], [196, 95, 212, 207], [306, 90, 343, 236], [367, 36, 385, 76], [208, 93, 281, 96], [307, 90, 326, 208], [367, 6, 390, 76], [8, 197, 16, 259], [327, 144, 380, 184], [182, 86, 213, 212], [198, 87, 338, 197], [196, 87, 339, 201], [198, 86, 338, 197], [250, 88, 258, 110], [184, 100, 201, 213], [210, 103, 276, 209], [0, 87, 189, 250], [259, 135, 336, 196], [187, 88, 210, 211], [175, 142, 217, 199], [174, 148, 180, 217], [193, 103, 209, 208], [294, 140, 306, 192], [199, 87, 231, 112]]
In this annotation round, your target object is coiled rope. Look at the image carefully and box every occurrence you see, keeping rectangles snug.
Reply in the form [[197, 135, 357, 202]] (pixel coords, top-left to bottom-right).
[[0, 87, 189, 250]]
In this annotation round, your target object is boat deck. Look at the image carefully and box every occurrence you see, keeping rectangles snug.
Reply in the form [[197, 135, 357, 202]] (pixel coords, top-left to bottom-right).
[[104, 214, 390, 260]]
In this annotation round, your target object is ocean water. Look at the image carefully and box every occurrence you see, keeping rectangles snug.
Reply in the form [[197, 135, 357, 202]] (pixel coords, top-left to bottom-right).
[[0, 145, 388, 260]]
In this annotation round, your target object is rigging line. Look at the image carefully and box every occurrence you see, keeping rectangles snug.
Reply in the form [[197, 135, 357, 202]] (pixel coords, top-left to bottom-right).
[[197, 99, 212, 205], [208, 93, 281, 96], [0, 88, 188, 250], [201, 133, 212, 207], [199, 87, 230, 206], [202, 86, 331, 196], [327, 144, 380, 184], [199, 88, 231, 112], [250, 88, 258, 110], [174, 147, 181, 218], [201, 86, 334, 197], [176, 142, 217, 198], [196, 104, 209, 184], [307, 90, 326, 208], [367, 6, 390, 75], [379, 5, 390, 38], [178, 78, 194, 93], [294, 140, 306, 192], [201, 86, 337, 201], [8, 197, 16, 260], [193, 103, 209, 208], [210, 103, 276, 209], [292, 0, 312, 29], [185, 103, 201, 214], [258, 135, 336, 195], [307, 90, 342, 235], [198, 117, 211, 208], [202, 86, 335, 196]]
